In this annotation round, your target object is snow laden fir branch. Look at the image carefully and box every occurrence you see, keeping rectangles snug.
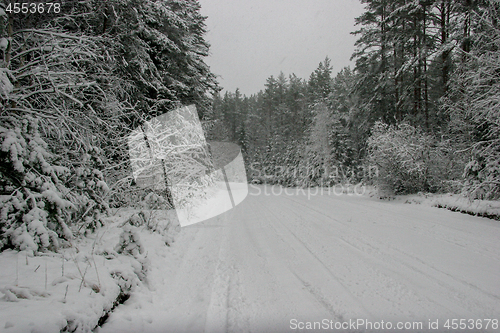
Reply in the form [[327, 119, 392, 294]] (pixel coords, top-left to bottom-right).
[[0, 25, 117, 252], [0, 116, 110, 253]]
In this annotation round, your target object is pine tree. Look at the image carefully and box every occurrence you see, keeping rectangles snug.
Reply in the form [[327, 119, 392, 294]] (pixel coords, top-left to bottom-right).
[[444, 1, 500, 199], [0, 0, 218, 251], [308, 57, 333, 103]]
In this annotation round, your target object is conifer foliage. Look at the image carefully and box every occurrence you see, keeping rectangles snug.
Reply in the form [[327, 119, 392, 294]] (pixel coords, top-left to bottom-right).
[[212, 0, 499, 199], [0, 116, 74, 252], [0, 0, 217, 252], [444, 2, 500, 199]]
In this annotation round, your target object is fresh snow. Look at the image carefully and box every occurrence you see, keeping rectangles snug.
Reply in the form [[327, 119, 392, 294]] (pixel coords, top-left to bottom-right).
[[176, 181, 248, 227], [0, 209, 178, 333], [411, 193, 500, 220], [100, 185, 499, 333], [1, 185, 500, 332]]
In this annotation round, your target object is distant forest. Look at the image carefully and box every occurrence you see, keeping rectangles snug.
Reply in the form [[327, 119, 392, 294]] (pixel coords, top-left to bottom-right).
[[0, 0, 499, 252], [209, 0, 500, 200]]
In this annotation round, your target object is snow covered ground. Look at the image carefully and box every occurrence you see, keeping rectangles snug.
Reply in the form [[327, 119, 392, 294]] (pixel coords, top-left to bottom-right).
[[98, 185, 499, 333], [0, 209, 179, 333], [402, 193, 500, 220], [1, 185, 500, 332], [175, 181, 248, 227]]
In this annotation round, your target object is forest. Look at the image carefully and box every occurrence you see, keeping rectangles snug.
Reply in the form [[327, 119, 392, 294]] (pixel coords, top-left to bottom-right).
[[0, 0, 499, 252], [0, 0, 218, 252], [214, 0, 500, 200]]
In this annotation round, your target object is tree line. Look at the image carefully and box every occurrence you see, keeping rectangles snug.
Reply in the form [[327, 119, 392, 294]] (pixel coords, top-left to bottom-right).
[[212, 0, 499, 200]]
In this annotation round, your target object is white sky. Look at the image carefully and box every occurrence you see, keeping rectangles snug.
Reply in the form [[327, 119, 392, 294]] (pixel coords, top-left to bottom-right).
[[198, 0, 366, 96]]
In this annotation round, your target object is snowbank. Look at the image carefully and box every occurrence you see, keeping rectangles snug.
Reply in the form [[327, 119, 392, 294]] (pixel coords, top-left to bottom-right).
[[0, 208, 179, 333], [400, 192, 500, 220]]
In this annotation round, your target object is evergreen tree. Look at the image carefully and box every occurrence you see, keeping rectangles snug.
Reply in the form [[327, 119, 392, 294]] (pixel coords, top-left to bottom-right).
[[0, 0, 218, 251], [444, 1, 500, 199], [308, 57, 333, 103]]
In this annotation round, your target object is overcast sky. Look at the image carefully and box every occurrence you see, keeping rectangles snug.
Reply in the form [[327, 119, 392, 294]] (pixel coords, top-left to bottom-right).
[[198, 0, 366, 96]]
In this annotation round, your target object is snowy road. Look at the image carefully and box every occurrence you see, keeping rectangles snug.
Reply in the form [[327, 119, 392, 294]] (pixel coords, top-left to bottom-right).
[[99, 186, 500, 333]]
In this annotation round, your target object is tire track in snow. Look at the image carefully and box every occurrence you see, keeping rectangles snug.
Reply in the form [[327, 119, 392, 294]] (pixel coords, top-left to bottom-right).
[[205, 196, 313, 333], [303, 192, 500, 263], [204, 208, 252, 333], [264, 200, 427, 320], [257, 198, 375, 322], [255, 194, 431, 320], [221, 196, 353, 331], [278, 193, 500, 301], [149, 221, 228, 333], [204, 214, 231, 333], [271, 192, 500, 320]]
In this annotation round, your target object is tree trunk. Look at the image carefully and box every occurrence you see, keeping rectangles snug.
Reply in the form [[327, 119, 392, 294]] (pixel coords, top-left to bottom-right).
[[422, 2, 429, 129], [440, 0, 450, 93]]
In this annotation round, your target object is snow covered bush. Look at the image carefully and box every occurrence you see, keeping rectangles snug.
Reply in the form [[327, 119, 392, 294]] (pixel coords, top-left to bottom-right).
[[114, 225, 144, 258], [367, 122, 462, 195], [125, 192, 179, 237], [0, 10, 119, 252], [70, 146, 110, 234], [142, 192, 168, 211], [114, 222, 150, 282], [463, 144, 500, 200]]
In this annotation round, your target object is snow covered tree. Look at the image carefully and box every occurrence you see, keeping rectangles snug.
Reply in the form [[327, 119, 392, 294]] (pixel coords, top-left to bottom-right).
[[351, 0, 487, 131], [444, 1, 500, 200], [0, 2, 124, 248], [306, 102, 336, 184], [308, 57, 333, 103], [327, 67, 364, 171], [351, 0, 397, 124], [0, 116, 74, 252], [85, 0, 217, 123], [0, 0, 218, 252]]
